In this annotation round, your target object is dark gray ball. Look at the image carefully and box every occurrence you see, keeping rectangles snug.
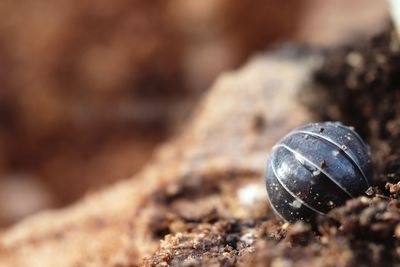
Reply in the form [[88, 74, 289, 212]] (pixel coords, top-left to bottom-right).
[[265, 121, 373, 223]]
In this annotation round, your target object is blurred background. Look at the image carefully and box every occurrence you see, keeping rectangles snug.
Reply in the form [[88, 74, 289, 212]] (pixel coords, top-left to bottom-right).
[[0, 0, 389, 226]]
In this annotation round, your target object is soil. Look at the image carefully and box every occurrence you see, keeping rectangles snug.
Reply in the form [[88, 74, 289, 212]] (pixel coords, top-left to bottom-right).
[[313, 29, 400, 186], [143, 29, 400, 266]]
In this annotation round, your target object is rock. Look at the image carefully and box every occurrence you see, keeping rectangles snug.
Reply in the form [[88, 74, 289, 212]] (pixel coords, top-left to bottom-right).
[[0, 47, 319, 266]]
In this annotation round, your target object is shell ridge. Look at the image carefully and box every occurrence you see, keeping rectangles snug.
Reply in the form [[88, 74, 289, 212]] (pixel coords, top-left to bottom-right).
[[334, 123, 368, 149], [294, 129, 371, 187], [276, 143, 355, 198], [270, 157, 325, 215]]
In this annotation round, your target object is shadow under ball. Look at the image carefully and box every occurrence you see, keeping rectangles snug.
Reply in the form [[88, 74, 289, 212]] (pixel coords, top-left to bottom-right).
[[265, 121, 373, 223]]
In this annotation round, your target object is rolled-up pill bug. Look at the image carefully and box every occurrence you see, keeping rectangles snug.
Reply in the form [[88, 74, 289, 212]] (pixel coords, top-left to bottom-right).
[[265, 121, 373, 223]]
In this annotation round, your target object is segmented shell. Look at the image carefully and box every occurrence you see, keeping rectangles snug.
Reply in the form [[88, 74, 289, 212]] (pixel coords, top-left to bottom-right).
[[265, 121, 373, 223]]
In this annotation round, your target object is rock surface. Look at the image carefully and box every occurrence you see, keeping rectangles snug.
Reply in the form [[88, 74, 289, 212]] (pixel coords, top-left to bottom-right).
[[0, 48, 319, 266]]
